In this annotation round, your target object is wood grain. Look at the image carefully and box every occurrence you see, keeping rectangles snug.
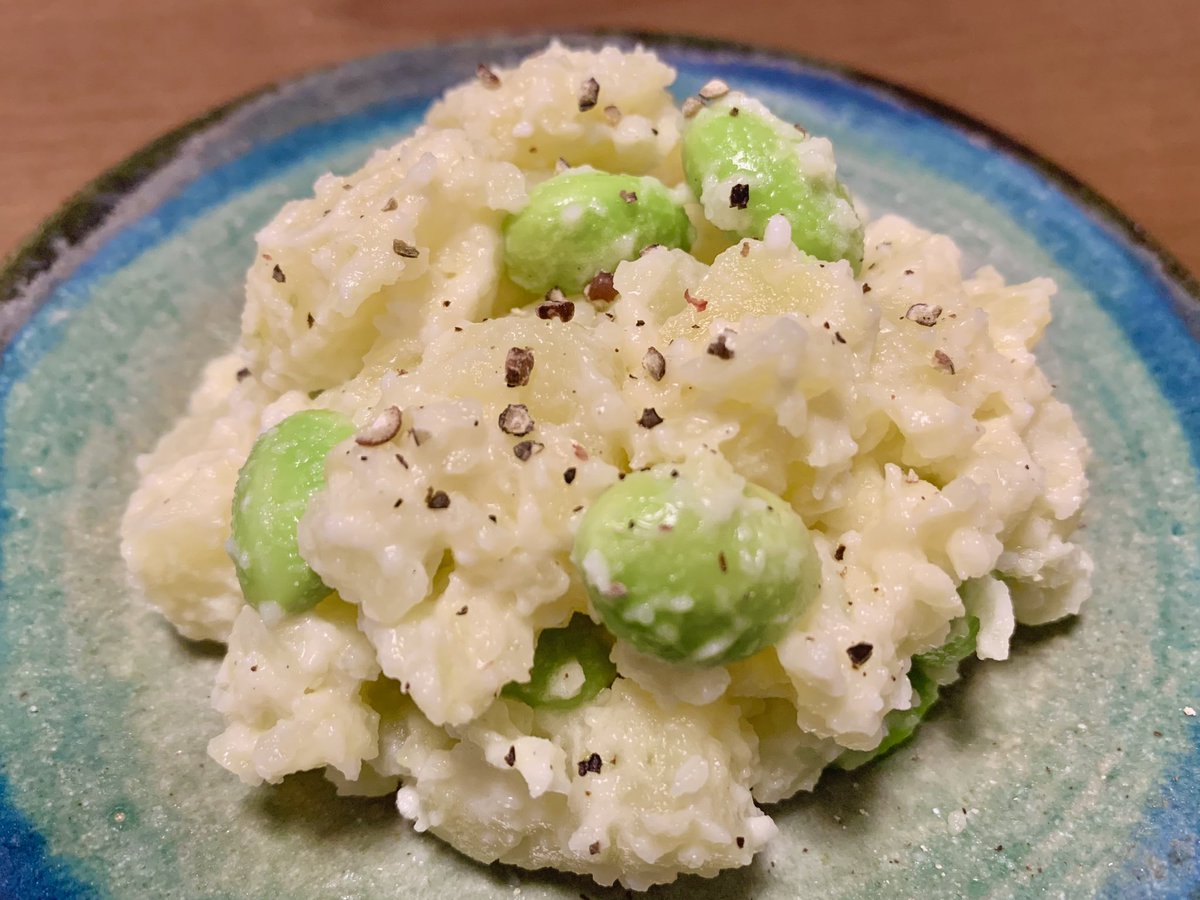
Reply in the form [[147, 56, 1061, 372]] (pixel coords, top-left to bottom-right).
[[2, 0, 1198, 276]]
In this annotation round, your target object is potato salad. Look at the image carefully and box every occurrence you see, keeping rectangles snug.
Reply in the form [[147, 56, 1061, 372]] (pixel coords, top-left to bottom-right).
[[120, 43, 1092, 890]]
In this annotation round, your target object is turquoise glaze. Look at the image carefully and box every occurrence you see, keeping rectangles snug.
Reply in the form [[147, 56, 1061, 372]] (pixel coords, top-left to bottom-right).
[[0, 34, 1196, 899]]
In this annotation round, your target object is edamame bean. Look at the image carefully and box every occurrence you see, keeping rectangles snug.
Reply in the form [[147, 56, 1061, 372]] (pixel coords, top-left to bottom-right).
[[229, 409, 354, 614], [572, 460, 820, 667], [501, 614, 617, 710], [682, 94, 865, 270], [835, 665, 940, 771], [835, 616, 979, 771], [912, 614, 980, 674], [503, 170, 694, 296]]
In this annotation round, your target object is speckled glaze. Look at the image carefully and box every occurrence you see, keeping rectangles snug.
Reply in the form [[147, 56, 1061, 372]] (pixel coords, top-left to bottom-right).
[[0, 33, 1197, 900]]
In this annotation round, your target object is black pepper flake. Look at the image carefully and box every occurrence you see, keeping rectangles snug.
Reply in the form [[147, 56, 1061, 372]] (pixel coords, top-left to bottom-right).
[[730, 106, 740, 117], [635, 319, 645, 327], [476, 63, 501, 89], [619, 190, 637, 204], [718, 552, 728, 573], [425, 488, 451, 509], [638, 408, 663, 429], [271, 264, 286, 283], [638, 346, 664, 382], [382, 197, 398, 212], [354, 406, 403, 447], [393, 239, 420, 259], [563, 467, 577, 484], [487, 514, 498, 523], [537, 295, 576, 321], [834, 331, 846, 344], [736, 836, 745, 849], [504, 745, 516, 766], [577, 752, 603, 776], [905, 303, 942, 327], [395, 453, 409, 469], [589, 841, 602, 856], [834, 543, 846, 561], [861, 283, 872, 293], [306, 313, 315, 328], [456, 606, 468, 615], [846, 642, 873, 668], [578, 77, 600, 111], [933, 349, 956, 374], [393, 498, 404, 508], [729, 183, 750, 210], [505, 346, 535, 387], [585, 270, 619, 302], [235, 367, 251, 382], [707, 330, 735, 359], [513, 440, 544, 461], [498, 403, 534, 436]]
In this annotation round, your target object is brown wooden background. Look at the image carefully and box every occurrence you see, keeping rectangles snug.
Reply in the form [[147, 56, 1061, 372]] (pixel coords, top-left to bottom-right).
[[2, 0, 1198, 276]]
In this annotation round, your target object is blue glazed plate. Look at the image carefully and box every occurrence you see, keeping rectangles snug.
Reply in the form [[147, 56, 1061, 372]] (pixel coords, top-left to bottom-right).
[[1, 33, 1197, 900]]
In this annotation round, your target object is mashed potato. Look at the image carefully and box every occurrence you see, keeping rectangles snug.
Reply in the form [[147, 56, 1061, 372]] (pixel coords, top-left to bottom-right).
[[120, 42, 1091, 890]]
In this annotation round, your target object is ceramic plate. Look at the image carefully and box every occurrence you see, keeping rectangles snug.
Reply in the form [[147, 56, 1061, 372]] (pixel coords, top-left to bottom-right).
[[1, 33, 1197, 900]]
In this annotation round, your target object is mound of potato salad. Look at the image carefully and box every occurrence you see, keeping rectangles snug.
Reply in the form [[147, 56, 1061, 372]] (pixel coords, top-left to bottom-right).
[[120, 43, 1093, 889]]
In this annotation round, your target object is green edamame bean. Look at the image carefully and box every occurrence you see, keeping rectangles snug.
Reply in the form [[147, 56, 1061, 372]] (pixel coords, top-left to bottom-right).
[[572, 461, 820, 667], [834, 664, 940, 771], [912, 614, 980, 673], [682, 94, 865, 270], [229, 409, 354, 614], [504, 170, 694, 296], [835, 616, 979, 771], [501, 614, 617, 711]]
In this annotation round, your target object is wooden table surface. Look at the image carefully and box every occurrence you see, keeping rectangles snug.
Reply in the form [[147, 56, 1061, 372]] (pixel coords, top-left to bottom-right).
[[2, 0, 1198, 276]]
